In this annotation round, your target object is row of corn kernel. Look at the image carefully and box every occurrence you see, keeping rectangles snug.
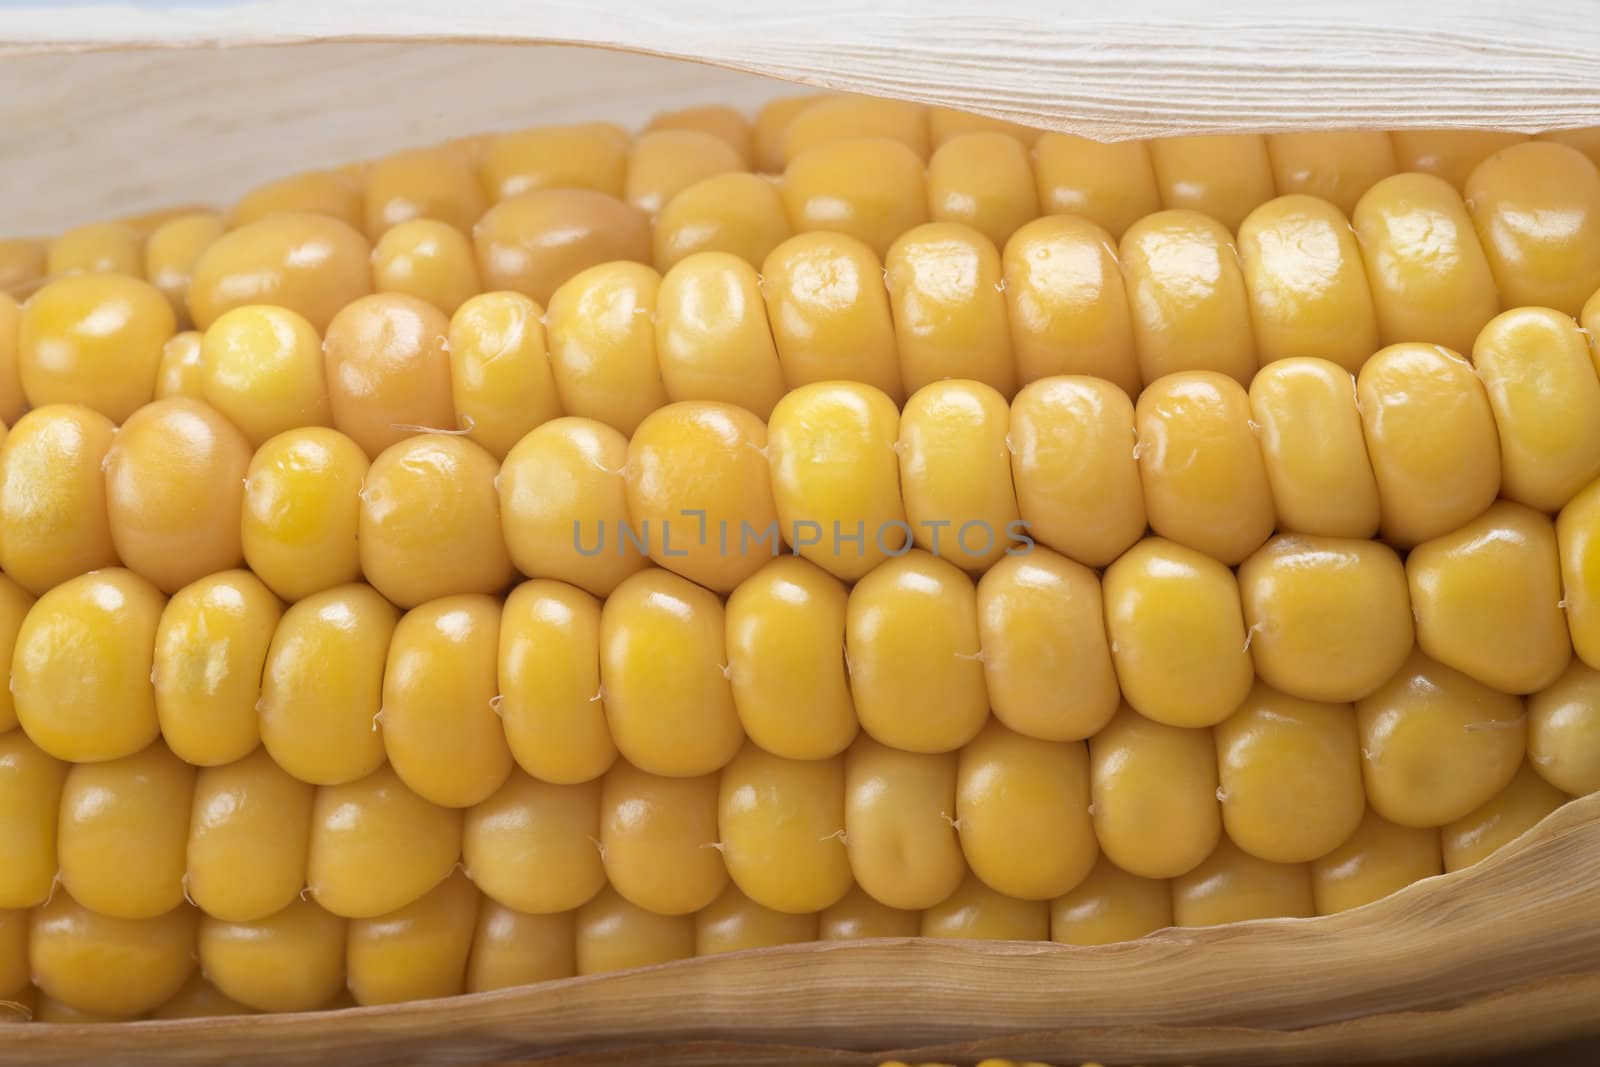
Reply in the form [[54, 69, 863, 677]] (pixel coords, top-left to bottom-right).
[[10, 125, 1600, 492], [3, 553, 1592, 921], [9, 102, 1600, 420], [4, 345, 1600, 753], [11, 91, 1596, 314], [2, 721, 1572, 1023], [2, 289, 1589, 606]]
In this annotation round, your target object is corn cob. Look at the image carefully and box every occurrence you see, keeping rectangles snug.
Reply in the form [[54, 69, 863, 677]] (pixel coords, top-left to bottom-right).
[[4, 96, 1600, 1027]]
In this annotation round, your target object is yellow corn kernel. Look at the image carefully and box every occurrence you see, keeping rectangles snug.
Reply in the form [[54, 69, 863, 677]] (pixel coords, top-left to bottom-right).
[[1171, 837, 1315, 927], [187, 747, 313, 923], [143, 213, 225, 325], [499, 418, 646, 597], [1356, 649, 1527, 827], [599, 569, 743, 777], [1007, 377, 1145, 568], [48, 220, 142, 277], [928, 107, 1036, 148], [240, 427, 368, 603], [725, 557, 857, 760], [307, 763, 463, 920], [382, 595, 512, 808], [626, 129, 745, 215], [956, 720, 1096, 901], [1528, 660, 1600, 796], [886, 222, 1018, 397], [1001, 216, 1139, 394], [818, 884, 920, 940], [1247, 357, 1381, 539], [1357, 343, 1501, 548], [1465, 142, 1600, 316], [844, 737, 965, 910], [1237, 195, 1378, 374], [199, 897, 345, 1013], [695, 883, 818, 955], [1215, 682, 1365, 864], [760, 233, 903, 401], [447, 291, 561, 461], [1148, 134, 1276, 232], [1442, 762, 1567, 873], [1390, 129, 1526, 190], [259, 583, 396, 785], [359, 434, 513, 609], [897, 381, 1021, 572], [0, 293, 21, 423], [1031, 133, 1162, 241], [921, 872, 1048, 941], [364, 147, 487, 238], [1088, 707, 1221, 879], [149, 975, 251, 1020], [544, 260, 668, 435], [499, 579, 616, 785], [478, 123, 629, 203], [0, 238, 46, 295], [232, 168, 364, 230], [200, 305, 330, 447], [1350, 173, 1499, 353], [348, 870, 479, 1006], [30, 895, 196, 1018], [464, 772, 604, 914], [154, 330, 204, 400], [372, 218, 482, 316], [1137, 371, 1273, 565], [575, 885, 694, 975], [0, 577, 28, 734], [322, 291, 453, 458], [473, 188, 652, 306], [648, 104, 754, 165], [104, 398, 246, 593], [1264, 131, 1398, 216], [625, 401, 777, 593], [152, 570, 279, 765], [977, 549, 1118, 743], [1103, 538, 1252, 729], [467, 903, 575, 991], [1474, 307, 1600, 511], [719, 743, 851, 914], [1238, 535, 1414, 703], [1120, 211, 1258, 387], [0, 732, 67, 907], [1049, 856, 1172, 945], [1560, 477, 1600, 670], [13, 568, 163, 763], [781, 137, 929, 259], [655, 252, 786, 419], [653, 172, 792, 272], [1407, 501, 1570, 696], [754, 94, 827, 173], [927, 131, 1040, 249], [766, 381, 909, 581], [599, 760, 726, 916], [19, 273, 174, 422], [847, 551, 988, 753], [188, 213, 372, 332], [1311, 809, 1441, 915], [782, 96, 928, 165]]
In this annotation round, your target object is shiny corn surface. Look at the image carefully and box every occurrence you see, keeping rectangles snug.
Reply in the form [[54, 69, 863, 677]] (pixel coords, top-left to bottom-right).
[[2, 95, 1599, 1024]]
